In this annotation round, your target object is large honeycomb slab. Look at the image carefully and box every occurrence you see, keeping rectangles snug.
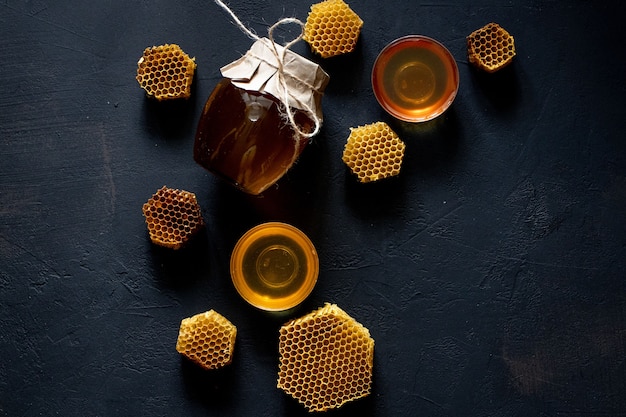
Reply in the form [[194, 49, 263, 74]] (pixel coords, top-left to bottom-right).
[[342, 121, 406, 183], [277, 303, 375, 412], [136, 44, 196, 100], [303, 0, 363, 58], [467, 23, 516, 73], [142, 186, 204, 250], [176, 310, 237, 370]]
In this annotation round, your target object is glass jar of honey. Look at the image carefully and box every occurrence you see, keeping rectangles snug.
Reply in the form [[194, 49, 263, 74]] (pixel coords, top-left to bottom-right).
[[194, 38, 330, 195]]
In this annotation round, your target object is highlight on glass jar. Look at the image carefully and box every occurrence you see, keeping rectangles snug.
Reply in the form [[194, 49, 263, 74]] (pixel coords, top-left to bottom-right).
[[372, 35, 459, 123], [230, 222, 319, 311]]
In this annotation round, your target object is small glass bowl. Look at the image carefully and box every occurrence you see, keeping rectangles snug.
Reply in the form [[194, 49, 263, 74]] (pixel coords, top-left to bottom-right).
[[230, 222, 319, 311], [372, 35, 459, 122]]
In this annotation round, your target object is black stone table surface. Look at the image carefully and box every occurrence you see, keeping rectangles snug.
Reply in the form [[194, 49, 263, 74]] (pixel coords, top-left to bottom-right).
[[1, 0, 625, 415]]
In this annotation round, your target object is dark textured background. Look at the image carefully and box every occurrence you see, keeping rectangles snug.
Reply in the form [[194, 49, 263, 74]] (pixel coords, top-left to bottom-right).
[[1, 0, 625, 415]]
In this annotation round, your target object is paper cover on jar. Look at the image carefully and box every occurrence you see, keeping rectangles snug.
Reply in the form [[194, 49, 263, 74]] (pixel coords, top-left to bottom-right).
[[220, 38, 330, 120]]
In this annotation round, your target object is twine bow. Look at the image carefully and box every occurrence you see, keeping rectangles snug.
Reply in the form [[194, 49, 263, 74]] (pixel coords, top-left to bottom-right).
[[214, 0, 322, 139]]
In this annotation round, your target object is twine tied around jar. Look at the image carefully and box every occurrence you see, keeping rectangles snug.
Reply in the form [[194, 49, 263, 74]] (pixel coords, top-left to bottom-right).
[[214, 0, 325, 139]]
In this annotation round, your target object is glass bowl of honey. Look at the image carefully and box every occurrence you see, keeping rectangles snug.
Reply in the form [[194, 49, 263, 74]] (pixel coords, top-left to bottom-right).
[[230, 222, 319, 311], [372, 35, 459, 122]]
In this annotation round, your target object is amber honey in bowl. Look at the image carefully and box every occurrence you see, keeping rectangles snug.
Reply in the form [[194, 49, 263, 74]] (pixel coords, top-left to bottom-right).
[[230, 222, 319, 311], [372, 35, 459, 122]]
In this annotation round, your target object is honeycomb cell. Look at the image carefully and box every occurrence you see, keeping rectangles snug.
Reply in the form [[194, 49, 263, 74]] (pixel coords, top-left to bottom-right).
[[142, 186, 204, 250], [136, 44, 196, 100], [176, 310, 237, 370], [303, 0, 363, 58], [277, 303, 375, 412], [342, 121, 406, 183], [467, 23, 516, 73]]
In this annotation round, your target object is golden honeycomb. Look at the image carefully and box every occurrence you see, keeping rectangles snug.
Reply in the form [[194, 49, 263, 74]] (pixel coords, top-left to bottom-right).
[[142, 186, 204, 250], [176, 310, 237, 370], [467, 23, 516, 73], [136, 44, 196, 100], [303, 0, 363, 58], [277, 303, 375, 412], [342, 121, 406, 183]]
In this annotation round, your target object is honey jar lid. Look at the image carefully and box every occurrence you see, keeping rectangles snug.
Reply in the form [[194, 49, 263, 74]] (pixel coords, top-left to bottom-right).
[[230, 222, 319, 311]]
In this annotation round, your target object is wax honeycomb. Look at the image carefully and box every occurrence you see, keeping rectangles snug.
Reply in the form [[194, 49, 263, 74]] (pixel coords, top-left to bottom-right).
[[136, 44, 196, 100], [303, 0, 363, 58], [467, 23, 516, 73], [342, 121, 406, 183], [277, 303, 375, 412], [176, 310, 237, 370], [142, 186, 204, 250]]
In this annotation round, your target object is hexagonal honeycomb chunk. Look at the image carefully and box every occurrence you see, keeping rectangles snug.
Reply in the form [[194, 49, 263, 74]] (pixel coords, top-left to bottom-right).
[[342, 121, 406, 183], [467, 23, 516, 73], [176, 310, 237, 370], [136, 44, 196, 100], [277, 303, 375, 412], [303, 0, 363, 58], [142, 186, 204, 250]]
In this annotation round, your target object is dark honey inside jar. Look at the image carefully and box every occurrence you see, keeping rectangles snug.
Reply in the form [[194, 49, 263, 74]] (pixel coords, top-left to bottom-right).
[[194, 79, 315, 195]]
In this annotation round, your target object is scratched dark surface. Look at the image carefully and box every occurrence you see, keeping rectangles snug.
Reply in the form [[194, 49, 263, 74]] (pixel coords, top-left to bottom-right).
[[1, 0, 625, 415]]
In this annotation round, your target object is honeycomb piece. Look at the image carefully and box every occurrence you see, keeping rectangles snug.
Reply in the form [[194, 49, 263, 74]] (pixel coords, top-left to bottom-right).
[[136, 44, 196, 100], [303, 0, 363, 58], [277, 303, 375, 412], [176, 310, 237, 370], [342, 121, 406, 183], [142, 186, 204, 250], [467, 23, 516, 73]]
